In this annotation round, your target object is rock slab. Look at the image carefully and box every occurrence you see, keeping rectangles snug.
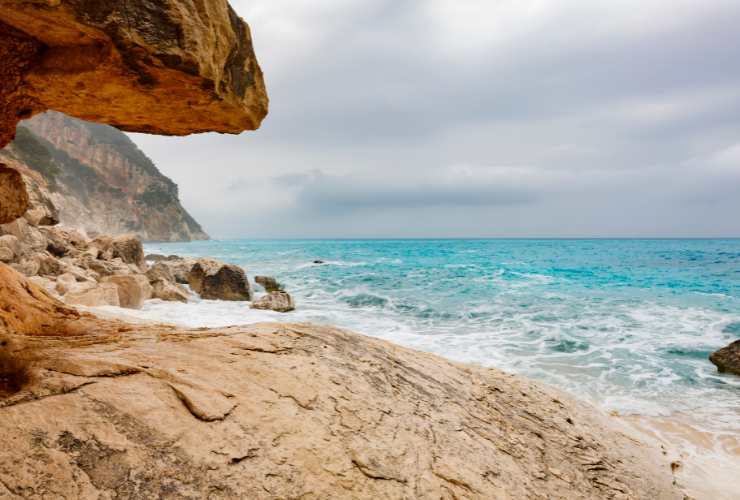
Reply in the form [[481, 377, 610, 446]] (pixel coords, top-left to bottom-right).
[[0, 320, 683, 499]]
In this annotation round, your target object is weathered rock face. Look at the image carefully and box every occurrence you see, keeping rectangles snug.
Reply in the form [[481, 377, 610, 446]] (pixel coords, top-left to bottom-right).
[[0, 164, 28, 223], [0, 321, 682, 498], [0, 111, 209, 241], [0, 0, 268, 148], [252, 290, 295, 313], [188, 259, 252, 301], [709, 340, 740, 376]]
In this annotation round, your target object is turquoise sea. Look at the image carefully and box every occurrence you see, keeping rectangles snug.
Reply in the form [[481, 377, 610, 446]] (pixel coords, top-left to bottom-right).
[[141, 239, 740, 433]]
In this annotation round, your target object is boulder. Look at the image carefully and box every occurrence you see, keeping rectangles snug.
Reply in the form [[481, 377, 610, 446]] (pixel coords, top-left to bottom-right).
[[165, 258, 197, 284], [55, 273, 98, 297], [188, 259, 252, 301], [151, 279, 189, 303], [77, 254, 135, 279], [110, 234, 146, 269], [255, 275, 282, 292], [64, 283, 120, 308], [41, 226, 88, 258], [251, 291, 295, 313], [0, 165, 28, 224], [10, 258, 39, 277], [102, 274, 152, 309], [146, 262, 175, 284], [709, 340, 740, 376], [0, 246, 13, 263], [91, 234, 145, 269], [35, 252, 63, 277], [0, 217, 47, 253], [0, 234, 19, 261]]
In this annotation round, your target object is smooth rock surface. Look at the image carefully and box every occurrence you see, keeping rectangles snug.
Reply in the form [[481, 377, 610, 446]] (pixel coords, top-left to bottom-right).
[[0, 321, 682, 499]]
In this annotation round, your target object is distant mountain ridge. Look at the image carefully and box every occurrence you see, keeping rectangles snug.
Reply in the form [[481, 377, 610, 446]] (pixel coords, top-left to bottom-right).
[[0, 111, 208, 242]]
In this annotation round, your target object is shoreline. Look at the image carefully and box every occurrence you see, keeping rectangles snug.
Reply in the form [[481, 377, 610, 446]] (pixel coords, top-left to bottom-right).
[[85, 302, 740, 498]]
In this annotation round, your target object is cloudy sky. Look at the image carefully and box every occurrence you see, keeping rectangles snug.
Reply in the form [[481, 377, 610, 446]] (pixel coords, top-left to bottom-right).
[[129, 0, 740, 238]]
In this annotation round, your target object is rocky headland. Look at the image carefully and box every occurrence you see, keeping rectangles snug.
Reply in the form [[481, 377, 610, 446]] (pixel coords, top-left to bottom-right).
[[0, 0, 711, 498], [1, 111, 209, 241]]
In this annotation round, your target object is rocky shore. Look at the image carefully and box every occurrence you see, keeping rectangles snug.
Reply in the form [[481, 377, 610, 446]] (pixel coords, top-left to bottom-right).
[[0, 186, 291, 313], [0, 0, 725, 498], [0, 283, 683, 498]]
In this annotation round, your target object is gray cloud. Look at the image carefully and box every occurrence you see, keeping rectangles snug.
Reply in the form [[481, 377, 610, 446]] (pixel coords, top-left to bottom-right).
[[128, 0, 740, 238], [280, 170, 539, 213]]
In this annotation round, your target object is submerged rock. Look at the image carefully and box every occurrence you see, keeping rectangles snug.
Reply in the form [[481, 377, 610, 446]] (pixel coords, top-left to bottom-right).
[[709, 340, 740, 376], [251, 291, 295, 313], [188, 259, 252, 301]]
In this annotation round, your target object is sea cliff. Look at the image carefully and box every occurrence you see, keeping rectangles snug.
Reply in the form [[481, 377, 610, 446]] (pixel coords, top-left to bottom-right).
[[0, 111, 208, 241]]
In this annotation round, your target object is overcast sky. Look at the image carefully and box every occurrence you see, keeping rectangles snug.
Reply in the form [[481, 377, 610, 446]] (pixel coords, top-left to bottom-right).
[[129, 0, 740, 238]]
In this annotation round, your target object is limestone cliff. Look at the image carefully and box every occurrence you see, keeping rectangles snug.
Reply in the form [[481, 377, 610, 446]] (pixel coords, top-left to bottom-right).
[[0, 111, 208, 241], [0, 0, 268, 147]]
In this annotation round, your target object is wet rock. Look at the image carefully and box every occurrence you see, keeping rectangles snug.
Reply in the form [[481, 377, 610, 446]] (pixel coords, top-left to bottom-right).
[[255, 275, 282, 292], [188, 259, 252, 301], [709, 340, 740, 376], [251, 291, 295, 313], [101, 274, 152, 309]]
